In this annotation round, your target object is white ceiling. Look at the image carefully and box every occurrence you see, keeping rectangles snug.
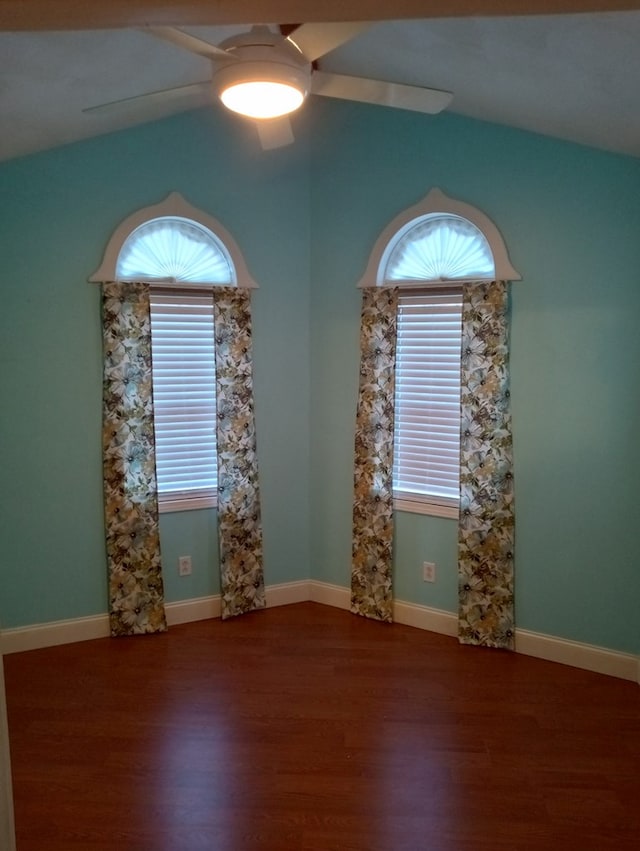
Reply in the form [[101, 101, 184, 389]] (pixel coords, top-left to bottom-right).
[[1, 11, 639, 163]]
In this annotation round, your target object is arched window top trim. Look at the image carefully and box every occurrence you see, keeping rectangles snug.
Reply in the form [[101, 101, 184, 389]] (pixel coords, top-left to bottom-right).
[[357, 187, 521, 288], [90, 191, 258, 289]]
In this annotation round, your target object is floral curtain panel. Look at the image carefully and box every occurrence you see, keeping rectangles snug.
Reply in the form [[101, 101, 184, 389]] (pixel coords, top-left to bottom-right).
[[213, 289, 266, 620], [101, 282, 167, 637], [350, 288, 399, 623], [457, 281, 515, 649], [350, 281, 515, 645]]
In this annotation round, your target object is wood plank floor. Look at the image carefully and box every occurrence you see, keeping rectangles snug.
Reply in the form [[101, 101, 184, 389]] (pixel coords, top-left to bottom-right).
[[4, 602, 639, 850]]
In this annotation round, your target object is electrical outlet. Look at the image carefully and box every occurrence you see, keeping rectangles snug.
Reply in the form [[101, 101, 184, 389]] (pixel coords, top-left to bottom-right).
[[423, 561, 436, 583], [178, 555, 192, 576]]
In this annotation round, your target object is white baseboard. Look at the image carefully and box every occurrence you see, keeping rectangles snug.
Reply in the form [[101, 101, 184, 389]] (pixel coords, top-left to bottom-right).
[[0, 580, 312, 655], [166, 580, 310, 626], [308, 580, 637, 683], [395, 598, 638, 682], [2, 579, 638, 683], [309, 579, 350, 609], [308, 580, 459, 636], [165, 595, 220, 625], [393, 599, 458, 636], [515, 628, 639, 683], [0, 659, 17, 851], [265, 579, 310, 608], [1, 612, 111, 655]]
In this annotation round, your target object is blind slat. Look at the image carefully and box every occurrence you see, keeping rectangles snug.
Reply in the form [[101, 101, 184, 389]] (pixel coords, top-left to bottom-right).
[[393, 289, 462, 502], [150, 292, 217, 496]]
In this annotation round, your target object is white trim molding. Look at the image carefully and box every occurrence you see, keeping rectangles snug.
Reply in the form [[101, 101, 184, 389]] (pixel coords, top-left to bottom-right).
[[394, 496, 459, 519], [2, 580, 637, 684], [165, 596, 220, 625], [89, 191, 258, 288], [308, 581, 459, 636], [309, 579, 350, 610], [357, 187, 521, 288], [1, 612, 111, 655], [0, 580, 312, 655], [142, 580, 310, 629], [393, 598, 458, 636], [308, 581, 637, 683], [0, 658, 16, 851], [265, 579, 310, 608], [515, 628, 639, 683]]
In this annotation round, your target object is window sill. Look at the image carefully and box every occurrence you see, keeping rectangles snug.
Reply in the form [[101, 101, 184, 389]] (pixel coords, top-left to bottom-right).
[[393, 496, 459, 519], [158, 494, 217, 514]]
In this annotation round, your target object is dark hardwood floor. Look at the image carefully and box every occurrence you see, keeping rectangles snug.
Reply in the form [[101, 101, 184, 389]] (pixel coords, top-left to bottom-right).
[[4, 602, 639, 850]]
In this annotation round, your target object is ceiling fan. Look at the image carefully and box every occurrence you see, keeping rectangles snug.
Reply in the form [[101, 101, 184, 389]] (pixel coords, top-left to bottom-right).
[[85, 22, 453, 150]]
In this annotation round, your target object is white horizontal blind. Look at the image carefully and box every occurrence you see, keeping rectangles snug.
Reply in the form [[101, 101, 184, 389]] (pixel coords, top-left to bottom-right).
[[149, 292, 217, 503], [393, 288, 463, 504]]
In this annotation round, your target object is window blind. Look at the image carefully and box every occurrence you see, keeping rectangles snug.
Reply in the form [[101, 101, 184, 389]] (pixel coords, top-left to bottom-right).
[[149, 292, 217, 502], [393, 288, 463, 503]]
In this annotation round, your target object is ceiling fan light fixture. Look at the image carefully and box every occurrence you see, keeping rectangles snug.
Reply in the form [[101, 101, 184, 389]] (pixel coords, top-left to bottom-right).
[[214, 60, 310, 120], [221, 80, 304, 120]]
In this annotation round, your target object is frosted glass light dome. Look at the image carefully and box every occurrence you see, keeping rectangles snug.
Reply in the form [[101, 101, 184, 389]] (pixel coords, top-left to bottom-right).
[[381, 214, 495, 282], [116, 216, 236, 284]]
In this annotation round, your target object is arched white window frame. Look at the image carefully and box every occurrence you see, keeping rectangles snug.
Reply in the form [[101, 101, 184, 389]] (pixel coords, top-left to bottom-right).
[[91, 193, 258, 514], [90, 191, 258, 289], [357, 187, 520, 288], [357, 188, 519, 519]]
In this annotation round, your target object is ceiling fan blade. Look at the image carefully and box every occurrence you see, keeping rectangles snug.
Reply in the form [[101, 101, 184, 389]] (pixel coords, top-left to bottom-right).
[[286, 22, 372, 62], [255, 117, 295, 150], [142, 26, 236, 62], [311, 71, 453, 115], [83, 81, 210, 115]]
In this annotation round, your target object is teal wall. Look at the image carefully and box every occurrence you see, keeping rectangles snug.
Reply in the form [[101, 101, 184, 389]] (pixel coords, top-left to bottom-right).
[[309, 99, 640, 655], [1, 98, 638, 656], [0, 108, 311, 627]]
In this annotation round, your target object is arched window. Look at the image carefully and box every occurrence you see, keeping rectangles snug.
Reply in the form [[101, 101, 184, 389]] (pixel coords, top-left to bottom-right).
[[380, 214, 494, 282], [91, 192, 257, 512], [91, 191, 257, 288], [116, 217, 236, 284], [358, 188, 519, 517], [358, 186, 519, 289]]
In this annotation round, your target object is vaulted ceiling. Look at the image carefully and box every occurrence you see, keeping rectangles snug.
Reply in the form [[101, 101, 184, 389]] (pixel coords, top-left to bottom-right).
[[1, 0, 639, 162]]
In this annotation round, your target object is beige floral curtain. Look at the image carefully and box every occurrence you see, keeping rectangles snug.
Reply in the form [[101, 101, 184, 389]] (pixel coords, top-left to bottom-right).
[[101, 282, 167, 637], [350, 288, 399, 623], [458, 281, 515, 649], [213, 289, 266, 619]]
